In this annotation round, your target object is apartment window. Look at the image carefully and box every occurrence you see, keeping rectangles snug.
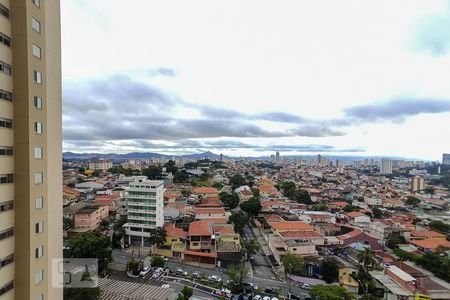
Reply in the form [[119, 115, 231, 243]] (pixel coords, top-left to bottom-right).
[[35, 221, 43, 234], [0, 32, 10, 47], [35, 246, 44, 258], [32, 17, 41, 33], [33, 0, 41, 8], [34, 172, 43, 184], [0, 146, 13, 155], [0, 118, 12, 128], [34, 122, 43, 134], [32, 44, 41, 59], [34, 96, 43, 109], [0, 281, 13, 296], [0, 200, 13, 212], [33, 70, 42, 84], [0, 174, 13, 184], [0, 4, 9, 19], [0, 60, 11, 74], [35, 197, 43, 209], [0, 254, 14, 268], [0, 89, 12, 101], [34, 270, 43, 284], [34, 147, 43, 159], [0, 227, 13, 240]]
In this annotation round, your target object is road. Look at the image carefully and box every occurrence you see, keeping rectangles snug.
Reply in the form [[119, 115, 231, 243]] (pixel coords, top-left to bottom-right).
[[111, 250, 310, 299]]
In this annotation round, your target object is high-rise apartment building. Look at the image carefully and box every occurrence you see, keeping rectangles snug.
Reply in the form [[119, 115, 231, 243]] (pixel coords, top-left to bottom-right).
[[275, 151, 280, 162], [443, 153, 450, 165], [0, 1, 62, 299], [124, 177, 164, 246], [411, 176, 425, 192], [380, 158, 393, 174]]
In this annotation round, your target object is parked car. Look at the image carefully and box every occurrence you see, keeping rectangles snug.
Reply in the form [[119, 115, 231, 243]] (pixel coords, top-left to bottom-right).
[[271, 298, 279, 300], [302, 283, 311, 290], [208, 275, 221, 282], [253, 295, 262, 300], [262, 296, 271, 300], [176, 268, 184, 274], [139, 267, 151, 277], [288, 293, 300, 300], [264, 288, 276, 295], [192, 272, 200, 279]]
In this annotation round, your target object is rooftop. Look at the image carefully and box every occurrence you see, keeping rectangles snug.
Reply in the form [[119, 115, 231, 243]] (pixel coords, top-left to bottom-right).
[[271, 221, 314, 231]]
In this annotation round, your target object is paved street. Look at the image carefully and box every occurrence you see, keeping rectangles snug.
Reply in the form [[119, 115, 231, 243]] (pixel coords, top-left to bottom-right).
[[111, 250, 310, 299]]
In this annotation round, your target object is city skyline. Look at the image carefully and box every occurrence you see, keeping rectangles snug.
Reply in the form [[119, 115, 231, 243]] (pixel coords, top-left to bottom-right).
[[61, 0, 450, 160]]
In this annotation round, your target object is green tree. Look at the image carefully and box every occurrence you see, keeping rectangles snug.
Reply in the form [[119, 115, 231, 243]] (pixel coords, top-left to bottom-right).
[[148, 227, 167, 251], [227, 264, 249, 292], [320, 258, 340, 283], [357, 247, 377, 271], [67, 230, 112, 275], [240, 197, 262, 218], [151, 256, 165, 268], [386, 233, 406, 249], [230, 174, 246, 188], [280, 181, 296, 198], [281, 253, 304, 276], [416, 246, 450, 281], [174, 171, 190, 183], [406, 196, 421, 207], [343, 205, 360, 213], [63, 217, 74, 230], [164, 160, 178, 174], [372, 207, 383, 219], [181, 285, 194, 299], [229, 211, 247, 231], [142, 165, 163, 180], [180, 189, 191, 197], [127, 259, 141, 275], [424, 186, 435, 195], [220, 192, 240, 209], [309, 285, 355, 300], [245, 239, 260, 257], [429, 220, 450, 234], [293, 189, 312, 205], [112, 215, 127, 249]]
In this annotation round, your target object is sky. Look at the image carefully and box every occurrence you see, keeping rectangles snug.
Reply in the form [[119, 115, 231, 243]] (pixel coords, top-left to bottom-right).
[[61, 0, 450, 160]]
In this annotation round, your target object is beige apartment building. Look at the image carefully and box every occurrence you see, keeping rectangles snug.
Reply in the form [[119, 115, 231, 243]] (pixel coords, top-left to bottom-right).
[[0, 0, 62, 300]]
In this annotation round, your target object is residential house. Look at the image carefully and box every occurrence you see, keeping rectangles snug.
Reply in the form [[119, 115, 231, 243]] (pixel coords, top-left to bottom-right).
[[185, 220, 217, 265], [192, 187, 219, 199], [72, 204, 109, 232], [339, 267, 359, 293]]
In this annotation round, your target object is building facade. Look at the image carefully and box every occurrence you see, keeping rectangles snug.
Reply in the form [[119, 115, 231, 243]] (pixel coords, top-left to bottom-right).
[[124, 178, 164, 246], [0, 1, 62, 300], [88, 159, 113, 171], [380, 158, 393, 174], [443, 153, 450, 165], [411, 176, 425, 192]]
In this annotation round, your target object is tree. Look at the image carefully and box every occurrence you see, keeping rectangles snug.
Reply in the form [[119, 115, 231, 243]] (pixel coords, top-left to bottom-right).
[[220, 192, 240, 209], [312, 202, 329, 211], [142, 165, 163, 180], [164, 160, 178, 174], [181, 189, 191, 197], [343, 205, 360, 213], [240, 197, 261, 218], [406, 196, 421, 207], [181, 285, 194, 299], [148, 227, 167, 250], [112, 215, 127, 249], [372, 207, 383, 219], [281, 253, 304, 276], [227, 264, 249, 292], [309, 285, 354, 300], [416, 246, 450, 281], [280, 181, 296, 199], [357, 247, 377, 271], [174, 171, 190, 183], [293, 189, 312, 205], [229, 211, 247, 232], [386, 233, 406, 249], [127, 259, 141, 275], [429, 220, 450, 235], [230, 174, 246, 188], [320, 258, 340, 283], [67, 230, 112, 275], [151, 256, 165, 268], [63, 217, 74, 230], [245, 239, 260, 257], [424, 186, 435, 195]]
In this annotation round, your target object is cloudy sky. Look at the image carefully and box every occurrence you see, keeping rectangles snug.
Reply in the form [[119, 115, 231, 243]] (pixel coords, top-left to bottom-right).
[[61, 0, 450, 160]]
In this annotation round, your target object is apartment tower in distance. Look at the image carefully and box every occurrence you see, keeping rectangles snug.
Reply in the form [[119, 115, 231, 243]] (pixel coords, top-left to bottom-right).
[[443, 153, 450, 165], [0, 0, 62, 300], [380, 158, 393, 174]]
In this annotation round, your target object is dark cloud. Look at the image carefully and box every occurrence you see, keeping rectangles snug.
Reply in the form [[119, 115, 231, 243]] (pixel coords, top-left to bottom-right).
[[63, 74, 343, 141], [344, 98, 450, 123]]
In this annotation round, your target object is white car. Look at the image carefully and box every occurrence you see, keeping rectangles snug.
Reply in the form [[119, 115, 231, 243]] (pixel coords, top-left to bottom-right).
[[208, 275, 221, 282], [263, 296, 271, 300], [253, 295, 262, 300], [139, 267, 151, 277], [302, 283, 311, 290], [271, 298, 279, 300]]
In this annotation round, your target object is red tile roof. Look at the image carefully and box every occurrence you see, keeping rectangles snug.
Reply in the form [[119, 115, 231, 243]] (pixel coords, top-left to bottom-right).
[[280, 231, 323, 238], [271, 221, 314, 231], [214, 225, 235, 234], [184, 250, 217, 258], [193, 187, 219, 194], [410, 239, 450, 251], [165, 225, 188, 238], [411, 231, 446, 239], [347, 211, 365, 218], [188, 220, 213, 236]]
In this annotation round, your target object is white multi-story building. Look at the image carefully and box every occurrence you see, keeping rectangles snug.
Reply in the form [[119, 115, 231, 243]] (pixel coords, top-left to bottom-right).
[[380, 158, 393, 174], [443, 153, 450, 165], [124, 177, 164, 246], [88, 159, 113, 171]]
